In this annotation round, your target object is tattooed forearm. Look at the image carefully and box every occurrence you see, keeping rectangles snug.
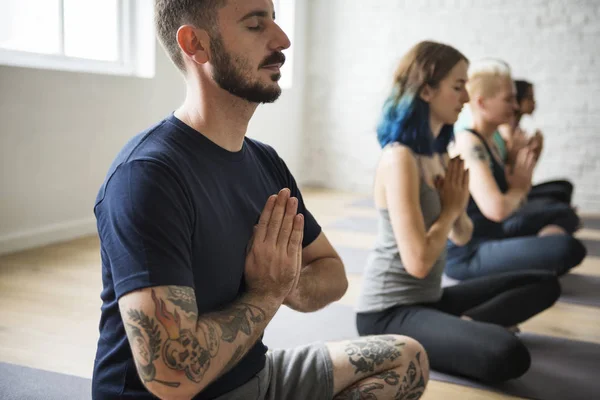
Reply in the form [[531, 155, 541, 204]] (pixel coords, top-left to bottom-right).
[[221, 345, 245, 376], [126, 310, 180, 388], [152, 290, 213, 383], [125, 323, 157, 382], [213, 303, 266, 343], [124, 289, 271, 390], [396, 352, 426, 400], [470, 145, 490, 163], [167, 286, 198, 321], [345, 336, 406, 374], [198, 320, 220, 357]]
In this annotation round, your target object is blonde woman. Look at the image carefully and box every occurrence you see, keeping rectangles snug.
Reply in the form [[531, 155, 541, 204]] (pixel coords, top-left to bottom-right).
[[446, 59, 585, 281]]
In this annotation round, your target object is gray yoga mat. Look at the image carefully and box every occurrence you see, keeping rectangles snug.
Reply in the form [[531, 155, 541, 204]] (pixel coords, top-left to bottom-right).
[[582, 239, 600, 257], [430, 333, 600, 400], [0, 362, 91, 400], [265, 303, 600, 400], [582, 217, 600, 230], [337, 246, 600, 307], [263, 303, 358, 349], [559, 273, 600, 307]]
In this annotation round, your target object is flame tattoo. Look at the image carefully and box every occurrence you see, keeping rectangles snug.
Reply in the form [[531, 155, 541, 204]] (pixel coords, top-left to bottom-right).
[[151, 289, 211, 383]]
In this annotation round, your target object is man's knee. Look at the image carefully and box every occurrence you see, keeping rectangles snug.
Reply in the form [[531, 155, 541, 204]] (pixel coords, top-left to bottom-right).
[[327, 334, 429, 397], [388, 335, 430, 383], [408, 338, 429, 386], [385, 335, 429, 399], [349, 335, 429, 379]]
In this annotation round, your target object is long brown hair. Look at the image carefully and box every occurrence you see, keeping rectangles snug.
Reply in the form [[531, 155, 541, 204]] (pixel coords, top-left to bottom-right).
[[391, 41, 468, 106], [377, 41, 468, 154]]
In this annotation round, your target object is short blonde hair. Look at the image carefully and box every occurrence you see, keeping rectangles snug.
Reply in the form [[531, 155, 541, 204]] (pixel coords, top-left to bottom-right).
[[466, 58, 512, 98]]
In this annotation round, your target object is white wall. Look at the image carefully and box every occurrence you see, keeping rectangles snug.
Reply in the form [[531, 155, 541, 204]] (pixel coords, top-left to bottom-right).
[[249, 0, 307, 177], [301, 0, 600, 212], [0, 0, 307, 255], [0, 44, 177, 254]]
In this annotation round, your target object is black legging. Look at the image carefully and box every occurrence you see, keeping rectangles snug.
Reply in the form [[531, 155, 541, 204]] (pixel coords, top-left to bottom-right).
[[505, 200, 580, 236], [446, 202, 586, 280], [528, 180, 573, 205], [356, 271, 560, 383]]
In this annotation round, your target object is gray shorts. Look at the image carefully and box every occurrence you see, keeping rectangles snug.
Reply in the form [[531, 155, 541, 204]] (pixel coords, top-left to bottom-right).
[[214, 342, 334, 400]]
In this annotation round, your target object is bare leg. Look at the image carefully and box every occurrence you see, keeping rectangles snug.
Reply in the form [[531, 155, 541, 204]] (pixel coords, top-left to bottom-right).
[[538, 224, 567, 236], [326, 335, 429, 399]]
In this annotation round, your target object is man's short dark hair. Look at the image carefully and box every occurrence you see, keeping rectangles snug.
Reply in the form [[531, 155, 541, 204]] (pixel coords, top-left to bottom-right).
[[154, 0, 227, 71]]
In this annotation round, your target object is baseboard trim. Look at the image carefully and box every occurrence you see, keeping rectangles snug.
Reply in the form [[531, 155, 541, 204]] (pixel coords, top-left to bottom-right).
[[0, 218, 97, 256]]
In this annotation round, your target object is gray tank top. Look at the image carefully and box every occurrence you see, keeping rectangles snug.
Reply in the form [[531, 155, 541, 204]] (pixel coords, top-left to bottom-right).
[[355, 172, 446, 313]]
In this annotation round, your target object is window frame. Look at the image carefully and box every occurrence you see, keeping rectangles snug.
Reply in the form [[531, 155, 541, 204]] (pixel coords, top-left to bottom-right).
[[0, 0, 155, 78]]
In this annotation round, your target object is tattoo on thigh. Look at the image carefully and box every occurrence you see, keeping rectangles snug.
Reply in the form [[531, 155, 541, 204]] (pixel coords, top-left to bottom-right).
[[395, 352, 426, 400], [345, 336, 405, 374], [334, 382, 385, 400], [374, 370, 401, 386], [334, 370, 402, 400]]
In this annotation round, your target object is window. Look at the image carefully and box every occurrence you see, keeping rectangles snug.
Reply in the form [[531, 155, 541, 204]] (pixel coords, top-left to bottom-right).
[[274, 0, 296, 89], [0, 0, 155, 78]]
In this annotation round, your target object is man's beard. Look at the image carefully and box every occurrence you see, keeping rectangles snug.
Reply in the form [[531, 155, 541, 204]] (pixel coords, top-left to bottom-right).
[[211, 34, 285, 104]]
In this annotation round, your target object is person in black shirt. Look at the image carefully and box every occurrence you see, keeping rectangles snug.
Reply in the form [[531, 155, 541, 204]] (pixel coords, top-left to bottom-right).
[[91, 1, 429, 399], [447, 59, 585, 281]]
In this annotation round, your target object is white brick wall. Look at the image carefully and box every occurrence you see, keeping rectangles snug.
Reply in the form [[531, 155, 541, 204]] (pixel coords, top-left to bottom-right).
[[301, 0, 600, 212]]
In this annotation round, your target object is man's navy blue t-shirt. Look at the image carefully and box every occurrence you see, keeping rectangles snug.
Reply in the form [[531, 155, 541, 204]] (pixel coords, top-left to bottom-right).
[[92, 114, 321, 399]]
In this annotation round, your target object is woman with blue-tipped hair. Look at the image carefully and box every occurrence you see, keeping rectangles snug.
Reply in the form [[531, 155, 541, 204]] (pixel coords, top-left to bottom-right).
[[355, 41, 560, 383]]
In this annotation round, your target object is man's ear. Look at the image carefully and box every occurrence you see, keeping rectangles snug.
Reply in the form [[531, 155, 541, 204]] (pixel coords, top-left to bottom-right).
[[176, 25, 211, 65]]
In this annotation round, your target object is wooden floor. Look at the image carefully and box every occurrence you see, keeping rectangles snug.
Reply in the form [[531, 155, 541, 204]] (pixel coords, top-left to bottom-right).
[[1, 187, 599, 399]]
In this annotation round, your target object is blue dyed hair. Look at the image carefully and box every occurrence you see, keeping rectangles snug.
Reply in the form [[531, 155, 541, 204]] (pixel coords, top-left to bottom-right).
[[377, 41, 468, 156], [377, 93, 454, 155]]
